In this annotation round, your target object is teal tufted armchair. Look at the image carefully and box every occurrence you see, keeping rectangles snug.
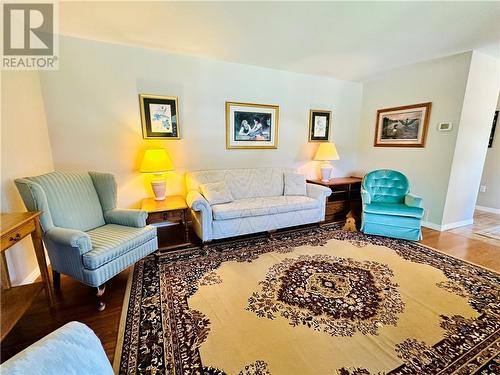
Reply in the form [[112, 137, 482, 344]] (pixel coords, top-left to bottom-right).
[[15, 171, 158, 310], [361, 170, 424, 241]]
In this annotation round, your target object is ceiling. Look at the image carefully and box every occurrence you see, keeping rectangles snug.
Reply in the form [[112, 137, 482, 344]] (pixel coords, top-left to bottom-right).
[[59, 1, 500, 81]]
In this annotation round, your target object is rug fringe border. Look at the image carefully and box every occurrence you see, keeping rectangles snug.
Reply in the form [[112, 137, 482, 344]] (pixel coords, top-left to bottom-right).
[[113, 264, 135, 374]]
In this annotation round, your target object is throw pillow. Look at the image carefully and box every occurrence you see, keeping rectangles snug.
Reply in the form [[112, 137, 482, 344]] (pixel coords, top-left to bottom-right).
[[284, 173, 307, 196], [200, 182, 234, 205]]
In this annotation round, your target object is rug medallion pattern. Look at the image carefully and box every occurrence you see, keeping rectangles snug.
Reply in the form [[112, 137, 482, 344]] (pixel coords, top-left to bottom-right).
[[116, 225, 500, 375], [247, 254, 404, 337]]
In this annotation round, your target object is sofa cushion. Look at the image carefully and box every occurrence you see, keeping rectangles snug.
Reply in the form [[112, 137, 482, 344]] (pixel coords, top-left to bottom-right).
[[363, 212, 422, 229], [83, 224, 156, 270], [364, 202, 424, 219], [211, 196, 319, 220], [200, 182, 233, 205], [284, 173, 306, 196], [186, 168, 292, 199]]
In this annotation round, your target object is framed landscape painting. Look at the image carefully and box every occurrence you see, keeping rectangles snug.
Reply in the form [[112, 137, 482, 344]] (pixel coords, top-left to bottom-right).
[[374, 102, 432, 147], [140, 94, 180, 139], [226, 101, 279, 149], [309, 109, 332, 142]]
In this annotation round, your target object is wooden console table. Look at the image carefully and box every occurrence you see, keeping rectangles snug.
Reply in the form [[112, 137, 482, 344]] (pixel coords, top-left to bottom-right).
[[1, 212, 54, 341], [307, 177, 363, 223]]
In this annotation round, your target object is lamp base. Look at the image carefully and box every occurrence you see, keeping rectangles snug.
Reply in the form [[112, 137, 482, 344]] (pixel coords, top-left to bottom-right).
[[151, 179, 166, 201], [320, 162, 333, 182]]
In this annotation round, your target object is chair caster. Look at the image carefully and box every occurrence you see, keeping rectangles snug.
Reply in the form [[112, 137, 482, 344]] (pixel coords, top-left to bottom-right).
[[96, 284, 106, 297], [96, 284, 106, 311]]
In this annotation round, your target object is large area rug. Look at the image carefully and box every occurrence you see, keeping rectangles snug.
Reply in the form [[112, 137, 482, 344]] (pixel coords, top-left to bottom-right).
[[114, 225, 500, 375]]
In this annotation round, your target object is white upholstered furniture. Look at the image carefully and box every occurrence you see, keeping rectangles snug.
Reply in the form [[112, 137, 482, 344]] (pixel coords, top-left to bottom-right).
[[186, 168, 331, 242]]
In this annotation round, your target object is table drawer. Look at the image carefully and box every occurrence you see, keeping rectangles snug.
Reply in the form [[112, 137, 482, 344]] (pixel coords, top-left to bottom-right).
[[147, 210, 184, 225], [326, 201, 346, 215], [1, 220, 35, 251]]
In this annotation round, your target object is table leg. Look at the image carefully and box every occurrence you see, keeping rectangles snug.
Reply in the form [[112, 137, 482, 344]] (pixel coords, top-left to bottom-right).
[[31, 219, 54, 306], [0, 252, 12, 290], [183, 210, 189, 243]]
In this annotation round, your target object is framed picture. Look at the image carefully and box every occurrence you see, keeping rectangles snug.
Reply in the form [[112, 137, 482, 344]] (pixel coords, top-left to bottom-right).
[[488, 110, 498, 148], [309, 109, 332, 142], [139, 94, 180, 139], [225, 101, 279, 149], [374, 102, 432, 147]]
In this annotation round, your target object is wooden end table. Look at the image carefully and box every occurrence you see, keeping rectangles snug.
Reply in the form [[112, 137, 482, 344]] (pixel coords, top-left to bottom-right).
[[1, 211, 54, 341], [307, 177, 363, 224], [141, 196, 191, 251]]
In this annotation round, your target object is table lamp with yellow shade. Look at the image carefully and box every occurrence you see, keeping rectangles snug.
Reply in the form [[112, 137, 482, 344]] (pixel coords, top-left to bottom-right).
[[314, 142, 340, 182], [140, 149, 174, 201]]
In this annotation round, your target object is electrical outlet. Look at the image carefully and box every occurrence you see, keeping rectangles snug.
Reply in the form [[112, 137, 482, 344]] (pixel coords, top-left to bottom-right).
[[480, 185, 487, 193]]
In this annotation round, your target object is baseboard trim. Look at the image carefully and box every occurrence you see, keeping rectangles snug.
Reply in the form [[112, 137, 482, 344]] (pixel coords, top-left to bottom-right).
[[421, 221, 442, 231], [422, 218, 474, 232], [442, 219, 474, 231], [475, 205, 500, 214]]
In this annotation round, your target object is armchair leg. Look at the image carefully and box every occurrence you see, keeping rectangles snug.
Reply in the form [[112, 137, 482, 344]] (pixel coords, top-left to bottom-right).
[[52, 270, 60, 290], [96, 284, 106, 311]]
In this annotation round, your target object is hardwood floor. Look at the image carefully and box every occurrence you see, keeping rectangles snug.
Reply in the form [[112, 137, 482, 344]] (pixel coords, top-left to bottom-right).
[[0, 268, 130, 363], [1, 225, 499, 366], [447, 210, 500, 247]]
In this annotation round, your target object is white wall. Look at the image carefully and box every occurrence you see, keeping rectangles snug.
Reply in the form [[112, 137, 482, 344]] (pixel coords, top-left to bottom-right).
[[354, 53, 472, 226], [442, 52, 500, 225], [477, 93, 500, 210], [39, 36, 363, 208], [1, 71, 54, 285]]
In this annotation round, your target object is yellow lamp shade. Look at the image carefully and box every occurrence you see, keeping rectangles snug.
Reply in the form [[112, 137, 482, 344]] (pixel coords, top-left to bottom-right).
[[314, 142, 340, 161], [140, 149, 174, 173]]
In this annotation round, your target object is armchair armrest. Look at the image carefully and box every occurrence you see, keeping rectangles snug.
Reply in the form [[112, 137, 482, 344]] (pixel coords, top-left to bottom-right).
[[45, 227, 92, 254], [405, 193, 423, 208], [0, 322, 113, 375], [104, 208, 147, 228], [361, 189, 371, 205], [306, 183, 331, 200]]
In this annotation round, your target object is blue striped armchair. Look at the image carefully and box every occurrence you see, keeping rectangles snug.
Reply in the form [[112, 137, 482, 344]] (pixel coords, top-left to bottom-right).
[[15, 171, 158, 310]]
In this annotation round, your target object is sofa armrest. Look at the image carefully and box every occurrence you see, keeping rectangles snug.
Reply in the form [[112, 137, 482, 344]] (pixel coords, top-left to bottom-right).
[[306, 183, 331, 200], [0, 322, 113, 375], [186, 190, 213, 242], [187, 191, 212, 214], [405, 193, 423, 208], [361, 189, 371, 205], [45, 227, 92, 254], [104, 208, 147, 228]]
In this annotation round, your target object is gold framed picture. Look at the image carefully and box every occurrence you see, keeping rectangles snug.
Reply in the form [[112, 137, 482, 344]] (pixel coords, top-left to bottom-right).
[[225, 101, 279, 149], [309, 109, 332, 142], [374, 102, 432, 147], [139, 94, 180, 139]]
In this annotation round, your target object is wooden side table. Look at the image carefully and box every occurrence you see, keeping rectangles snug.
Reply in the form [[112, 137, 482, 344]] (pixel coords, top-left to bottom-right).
[[307, 177, 363, 224], [141, 196, 191, 251], [1, 211, 54, 341]]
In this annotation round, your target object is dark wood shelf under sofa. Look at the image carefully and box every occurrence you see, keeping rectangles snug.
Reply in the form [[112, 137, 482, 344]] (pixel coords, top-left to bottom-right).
[[307, 176, 363, 224]]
